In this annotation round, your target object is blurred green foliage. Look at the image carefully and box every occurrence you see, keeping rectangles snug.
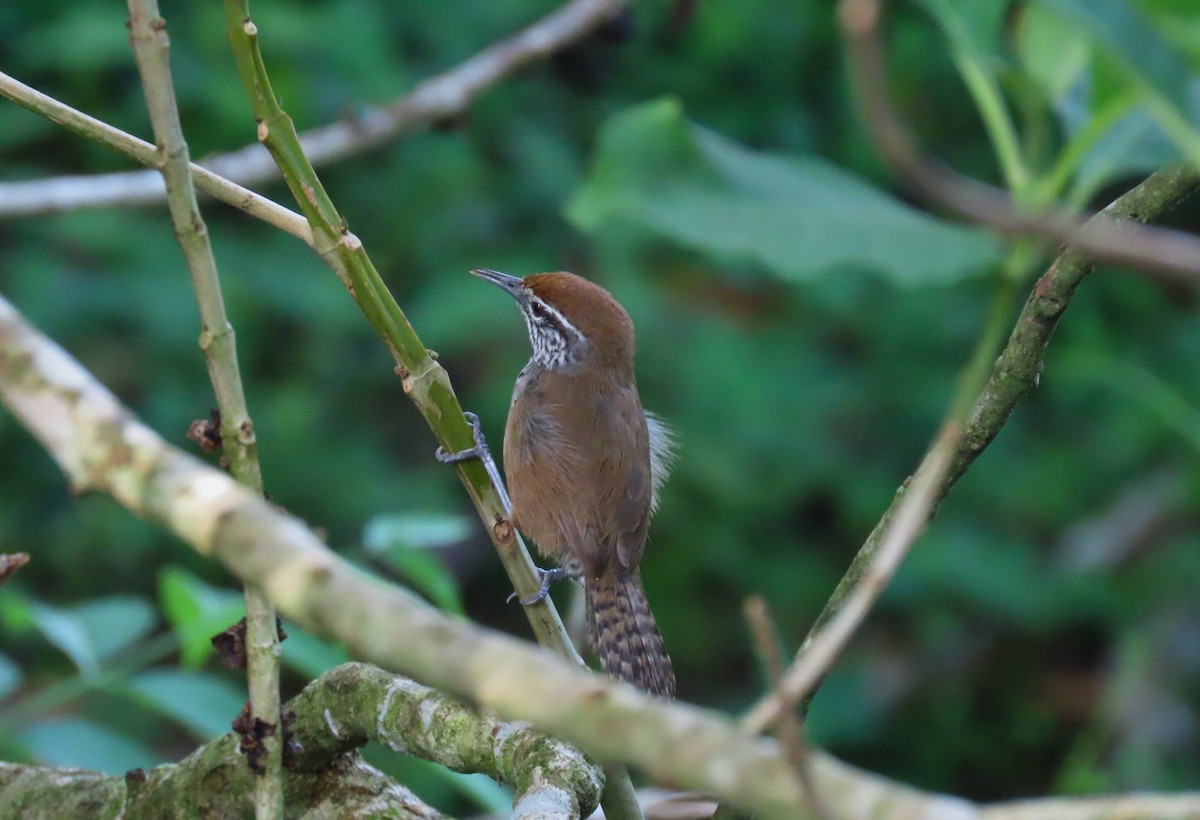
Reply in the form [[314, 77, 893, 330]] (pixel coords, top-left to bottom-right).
[[1, 0, 1199, 812]]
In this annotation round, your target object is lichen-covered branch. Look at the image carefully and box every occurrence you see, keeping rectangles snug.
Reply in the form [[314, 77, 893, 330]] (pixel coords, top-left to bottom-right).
[[0, 662, 598, 818], [126, 2, 283, 814], [0, 747, 437, 819], [0, 0, 625, 218], [294, 663, 603, 817]]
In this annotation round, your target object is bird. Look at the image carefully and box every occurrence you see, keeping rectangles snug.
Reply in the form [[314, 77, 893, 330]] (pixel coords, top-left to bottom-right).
[[458, 268, 676, 698]]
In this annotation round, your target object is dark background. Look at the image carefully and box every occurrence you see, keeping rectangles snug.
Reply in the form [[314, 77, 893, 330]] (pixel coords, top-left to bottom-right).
[[1, 0, 1198, 812]]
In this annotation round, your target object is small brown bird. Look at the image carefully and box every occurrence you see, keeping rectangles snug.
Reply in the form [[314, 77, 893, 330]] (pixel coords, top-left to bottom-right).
[[471, 268, 676, 698]]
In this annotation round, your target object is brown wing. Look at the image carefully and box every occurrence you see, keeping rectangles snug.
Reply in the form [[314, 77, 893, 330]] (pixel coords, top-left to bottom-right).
[[505, 370, 652, 577], [610, 385, 653, 572]]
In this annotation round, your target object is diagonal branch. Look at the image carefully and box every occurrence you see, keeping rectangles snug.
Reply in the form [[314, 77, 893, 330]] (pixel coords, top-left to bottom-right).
[[737, 0, 1200, 738], [0, 289, 802, 815], [218, 0, 576, 668], [5, 289, 1200, 819], [742, 163, 1200, 734], [0, 0, 625, 218]]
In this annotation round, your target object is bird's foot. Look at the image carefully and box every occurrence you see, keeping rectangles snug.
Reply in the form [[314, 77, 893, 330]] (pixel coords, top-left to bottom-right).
[[436, 412, 513, 515], [435, 412, 490, 464], [507, 566, 569, 606]]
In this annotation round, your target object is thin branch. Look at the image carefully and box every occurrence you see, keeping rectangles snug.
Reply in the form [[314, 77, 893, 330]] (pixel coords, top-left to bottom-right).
[[837, 0, 1200, 283], [0, 71, 312, 244], [0, 0, 625, 218], [125, 2, 282, 815], [740, 423, 959, 734], [744, 595, 827, 819], [5, 290, 1200, 819], [743, 164, 1200, 735]]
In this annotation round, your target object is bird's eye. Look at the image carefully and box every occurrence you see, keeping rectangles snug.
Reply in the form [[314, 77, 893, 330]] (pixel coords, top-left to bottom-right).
[[530, 302, 549, 321]]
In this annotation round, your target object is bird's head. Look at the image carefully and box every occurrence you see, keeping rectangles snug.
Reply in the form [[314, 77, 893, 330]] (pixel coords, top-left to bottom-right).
[[472, 269, 635, 371]]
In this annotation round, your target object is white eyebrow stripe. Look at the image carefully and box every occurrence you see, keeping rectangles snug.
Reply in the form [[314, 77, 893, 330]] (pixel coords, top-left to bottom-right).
[[531, 296, 585, 343]]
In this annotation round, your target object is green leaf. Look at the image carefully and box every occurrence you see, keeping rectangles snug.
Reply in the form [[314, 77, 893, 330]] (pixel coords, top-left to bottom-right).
[[1034, 0, 1191, 110], [0, 652, 20, 700], [438, 771, 512, 812], [567, 98, 1001, 284], [1032, 0, 1200, 171], [20, 718, 159, 774], [29, 597, 158, 676], [158, 568, 245, 668], [1016, 3, 1093, 103], [124, 669, 246, 740], [914, 0, 1027, 191], [363, 513, 469, 615]]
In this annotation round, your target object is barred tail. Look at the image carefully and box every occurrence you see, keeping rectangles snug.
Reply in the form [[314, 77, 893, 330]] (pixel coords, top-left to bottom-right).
[[585, 570, 675, 698]]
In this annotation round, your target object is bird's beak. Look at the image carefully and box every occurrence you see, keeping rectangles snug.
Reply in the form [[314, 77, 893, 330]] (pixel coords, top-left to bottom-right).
[[471, 268, 527, 303]]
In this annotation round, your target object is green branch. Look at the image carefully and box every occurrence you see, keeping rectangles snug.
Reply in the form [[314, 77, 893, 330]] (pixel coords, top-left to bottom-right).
[[0, 70, 311, 242], [219, 0, 571, 645]]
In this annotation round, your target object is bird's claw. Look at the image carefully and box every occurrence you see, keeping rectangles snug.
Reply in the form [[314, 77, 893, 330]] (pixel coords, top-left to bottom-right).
[[507, 566, 568, 606], [435, 410, 514, 517], [436, 412, 490, 464]]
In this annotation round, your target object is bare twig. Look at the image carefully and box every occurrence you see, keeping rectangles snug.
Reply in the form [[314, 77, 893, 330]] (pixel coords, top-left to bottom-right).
[[743, 424, 959, 734], [0, 71, 311, 244], [126, 3, 282, 814], [744, 596, 827, 819], [837, 0, 1200, 283], [0, 0, 625, 218], [6, 290, 1200, 819]]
